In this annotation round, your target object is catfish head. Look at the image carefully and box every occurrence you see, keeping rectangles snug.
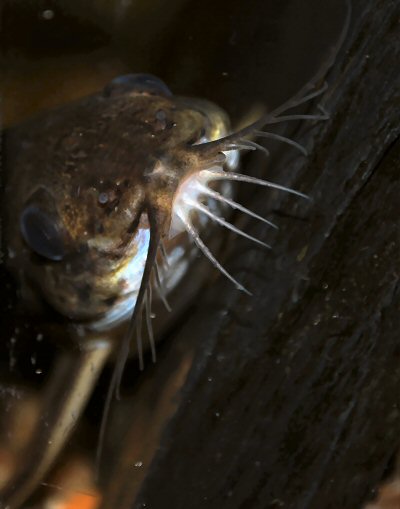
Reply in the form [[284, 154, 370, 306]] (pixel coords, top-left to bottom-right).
[[4, 74, 236, 329]]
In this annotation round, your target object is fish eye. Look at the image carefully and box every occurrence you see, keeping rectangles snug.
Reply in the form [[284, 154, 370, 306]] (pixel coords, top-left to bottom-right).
[[20, 204, 65, 261], [103, 73, 172, 98]]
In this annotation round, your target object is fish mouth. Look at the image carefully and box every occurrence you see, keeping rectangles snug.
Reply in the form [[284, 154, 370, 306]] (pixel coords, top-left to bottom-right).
[[37, 231, 150, 324]]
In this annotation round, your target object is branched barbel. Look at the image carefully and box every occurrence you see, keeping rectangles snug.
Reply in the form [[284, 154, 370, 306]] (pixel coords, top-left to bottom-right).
[[0, 2, 351, 505]]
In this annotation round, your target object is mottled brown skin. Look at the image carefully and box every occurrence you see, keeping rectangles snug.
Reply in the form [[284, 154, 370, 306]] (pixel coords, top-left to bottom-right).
[[4, 86, 231, 323]]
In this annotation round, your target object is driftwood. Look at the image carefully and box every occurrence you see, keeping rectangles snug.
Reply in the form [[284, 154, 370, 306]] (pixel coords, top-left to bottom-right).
[[100, 1, 400, 508]]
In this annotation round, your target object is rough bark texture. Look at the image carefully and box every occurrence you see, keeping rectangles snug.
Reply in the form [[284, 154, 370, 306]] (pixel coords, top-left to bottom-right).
[[126, 1, 400, 508]]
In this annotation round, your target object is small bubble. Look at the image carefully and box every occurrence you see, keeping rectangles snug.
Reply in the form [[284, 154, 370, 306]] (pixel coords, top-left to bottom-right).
[[41, 9, 55, 20], [155, 109, 167, 121], [36, 333, 43, 342], [215, 412, 220, 418], [98, 192, 109, 205], [134, 461, 143, 467], [155, 109, 167, 131], [313, 315, 321, 326]]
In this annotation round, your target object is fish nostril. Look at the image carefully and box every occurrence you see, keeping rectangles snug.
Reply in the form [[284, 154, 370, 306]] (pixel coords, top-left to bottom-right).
[[103, 73, 172, 98], [20, 204, 65, 262]]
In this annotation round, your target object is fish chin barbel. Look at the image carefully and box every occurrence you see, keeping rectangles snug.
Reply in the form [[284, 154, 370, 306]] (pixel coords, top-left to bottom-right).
[[1, 69, 328, 507]]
